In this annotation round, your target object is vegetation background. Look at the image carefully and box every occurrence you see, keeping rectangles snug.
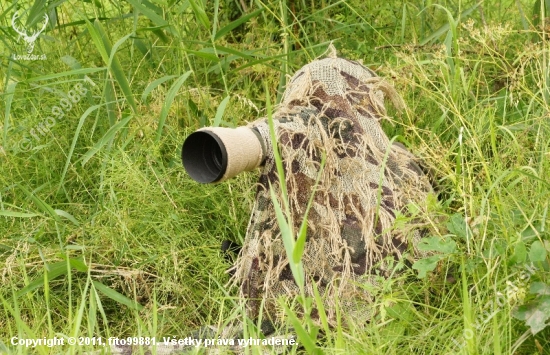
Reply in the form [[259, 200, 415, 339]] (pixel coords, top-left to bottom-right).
[[0, 0, 549, 353]]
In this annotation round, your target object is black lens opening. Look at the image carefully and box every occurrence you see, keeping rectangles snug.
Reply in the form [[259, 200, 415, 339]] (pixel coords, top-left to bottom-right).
[[182, 131, 228, 183]]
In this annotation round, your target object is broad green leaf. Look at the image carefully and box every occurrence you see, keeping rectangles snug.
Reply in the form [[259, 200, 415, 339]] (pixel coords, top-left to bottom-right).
[[412, 255, 442, 278], [510, 241, 527, 264], [417, 236, 457, 254], [447, 213, 468, 239], [156, 71, 192, 142], [513, 295, 550, 335], [213, 96, 230, 127], [530, 282, 550, 296], [386, 302, 416, 322], [61, 55, 82, 69], [93, 281, 144, 311], [522, 225, 542, 239], [529, 240, 547, 262], [81, 115, 133, 166]]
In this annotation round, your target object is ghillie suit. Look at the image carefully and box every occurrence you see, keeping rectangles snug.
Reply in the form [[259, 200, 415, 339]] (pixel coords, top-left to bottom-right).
[[231, 50, 433, 326], [96, 49, 432, 355]]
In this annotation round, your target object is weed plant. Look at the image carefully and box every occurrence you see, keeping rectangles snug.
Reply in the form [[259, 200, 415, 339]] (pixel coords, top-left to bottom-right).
[[0, 0, 549, 354]]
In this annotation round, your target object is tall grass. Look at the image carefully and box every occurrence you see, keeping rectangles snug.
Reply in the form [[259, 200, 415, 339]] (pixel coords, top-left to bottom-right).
[[0, 0, 549, 354]]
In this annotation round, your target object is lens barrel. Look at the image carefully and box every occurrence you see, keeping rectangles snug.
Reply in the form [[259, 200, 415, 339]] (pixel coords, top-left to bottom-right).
[[181, 127, 265, 183]]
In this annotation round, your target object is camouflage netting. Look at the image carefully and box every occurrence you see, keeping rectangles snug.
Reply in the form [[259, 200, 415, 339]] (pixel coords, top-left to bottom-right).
[[231, 48, 433, 326]]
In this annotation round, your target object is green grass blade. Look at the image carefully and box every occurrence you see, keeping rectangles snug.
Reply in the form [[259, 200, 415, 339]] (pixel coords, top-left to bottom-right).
[[293, 152, 326, 264], [3, 80, 17, 150], [93, 20, 138, 114], [265, 79, 305, 290], [214, 8, 264, 41], [26, 0, 48, 27], [265, 82, 289, 208], [65, 257, 88, 272], [141, 75, 178, 103], [185, 49, 220, 62], [133, 38, 154, 67], [419, 3, 480, 45], [17, 261, 70, 297], [0, 210, 41, 218], [85, 19, 110, 64], [107, 32, 134, 68], [80, 115, 133, 166], [54, 209, 80, 226], [70, 276, 92, 342], [25, 67, 107, 83], [312, 281, 330, 337], [17, 185, 59, 221], [155, 71, 192, 142], [92, 281, 144, 311], [400, 3, 407, 43], [213, 95, 230, 127], [58, 104, 102, 190], [188, 0, 211, 29], [126, 0, 172, 32], [212, 0, 220, 40], [283, 304, 321, 354], [461, 256, 476, 354], [270, 185, 304, 292], [0, 293, 48, 355], [293, 219, 308, 264]]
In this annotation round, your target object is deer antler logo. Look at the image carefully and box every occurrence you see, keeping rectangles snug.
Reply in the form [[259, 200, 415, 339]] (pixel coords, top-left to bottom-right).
[[11, 11, 49, 54]]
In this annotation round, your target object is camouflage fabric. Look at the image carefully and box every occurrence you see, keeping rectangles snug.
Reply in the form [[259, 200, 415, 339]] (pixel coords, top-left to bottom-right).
[[231, 48, 432, 325]]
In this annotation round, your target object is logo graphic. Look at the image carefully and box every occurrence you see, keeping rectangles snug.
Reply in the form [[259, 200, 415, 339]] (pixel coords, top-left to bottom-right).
[[11, 11, 49, 54]]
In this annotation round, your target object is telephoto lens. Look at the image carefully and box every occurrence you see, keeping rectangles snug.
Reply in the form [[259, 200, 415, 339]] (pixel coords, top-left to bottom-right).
[[181, 127, 266, 183]]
